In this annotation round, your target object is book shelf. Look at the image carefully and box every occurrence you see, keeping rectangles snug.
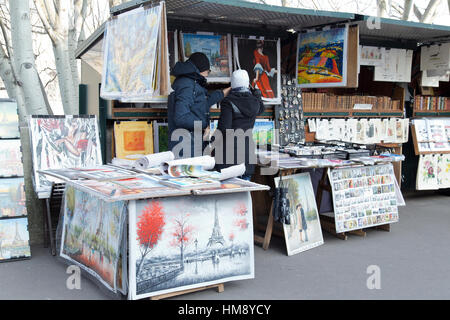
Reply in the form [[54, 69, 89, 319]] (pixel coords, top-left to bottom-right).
[[412, 95, 450, 117]]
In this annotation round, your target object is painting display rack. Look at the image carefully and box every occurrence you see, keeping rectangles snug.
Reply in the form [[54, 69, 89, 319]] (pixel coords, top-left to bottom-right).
[[252, 162, 399, 249]]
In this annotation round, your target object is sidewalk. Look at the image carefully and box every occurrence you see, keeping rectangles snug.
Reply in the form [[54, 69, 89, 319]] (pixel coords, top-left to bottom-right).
[[1, 192, 449, 300]]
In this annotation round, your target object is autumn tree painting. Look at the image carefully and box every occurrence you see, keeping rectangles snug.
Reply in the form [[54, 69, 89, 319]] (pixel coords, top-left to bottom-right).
[[136, 200, 165, 277], [170, 213, 194, 270]]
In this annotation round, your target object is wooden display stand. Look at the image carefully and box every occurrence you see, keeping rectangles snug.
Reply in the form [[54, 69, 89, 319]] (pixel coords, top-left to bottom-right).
[[149, 283, 224, 300], [411, 124, 450, 156]]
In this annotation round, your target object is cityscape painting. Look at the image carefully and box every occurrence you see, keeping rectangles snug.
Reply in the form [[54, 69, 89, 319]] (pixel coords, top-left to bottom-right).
[[128, 192, 254, 299]]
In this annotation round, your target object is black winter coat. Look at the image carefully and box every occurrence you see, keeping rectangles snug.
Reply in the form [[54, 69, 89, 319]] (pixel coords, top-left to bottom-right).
[[214, 89, 265, 176], [168, 61, 224, 157]]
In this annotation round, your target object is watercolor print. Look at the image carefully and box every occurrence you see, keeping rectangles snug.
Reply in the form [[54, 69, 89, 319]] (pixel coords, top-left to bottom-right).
[[28, 116, 102, 194], [0, 100, 20, 139], [101, 5, 162, 100], [0, 140, 23, 177], [234, 37, 281, 104], [0, 217, 31, 261], [181, 33, 232, 82], [128, 192, 254, 299], [114, 121, 153, 159], [416, 155, 439, 190], [274, 172, 324, 256], [60, 186, 126, 292], [0, 178, 27, 218], [297, 26, 348, 88]]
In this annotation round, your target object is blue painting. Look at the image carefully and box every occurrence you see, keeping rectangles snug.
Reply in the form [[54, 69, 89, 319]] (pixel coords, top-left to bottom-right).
[[0, 100, 20, 139], [182, 33, 231, 81], [0, 217, 31, 261], [0, 178, 27, 218]]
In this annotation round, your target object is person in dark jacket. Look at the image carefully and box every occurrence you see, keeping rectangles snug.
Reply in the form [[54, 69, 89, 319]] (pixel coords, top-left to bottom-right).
[[214, 69, 265, 180], [168, 52, 230, 158]]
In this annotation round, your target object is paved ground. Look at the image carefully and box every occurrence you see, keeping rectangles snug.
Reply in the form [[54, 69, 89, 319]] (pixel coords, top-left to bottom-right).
[[1, 192, 449, 300]]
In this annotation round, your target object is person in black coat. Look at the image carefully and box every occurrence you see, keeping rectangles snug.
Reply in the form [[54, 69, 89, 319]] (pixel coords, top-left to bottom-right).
[[214, 69, 265, 180], [168, 52, 230, 158]]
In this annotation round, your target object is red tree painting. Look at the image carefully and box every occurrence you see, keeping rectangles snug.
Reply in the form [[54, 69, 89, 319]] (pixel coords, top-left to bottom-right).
[[136, 200, 165, 277], [170, 213, 194, 269], [233, 202, 249, 231]]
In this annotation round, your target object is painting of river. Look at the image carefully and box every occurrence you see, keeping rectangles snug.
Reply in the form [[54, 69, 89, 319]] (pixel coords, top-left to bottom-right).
[[128, 192, 254, 300]]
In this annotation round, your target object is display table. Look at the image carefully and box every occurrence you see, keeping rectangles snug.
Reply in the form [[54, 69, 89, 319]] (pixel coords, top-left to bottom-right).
[[252, 160, 402, 248], [58, 178, 269, 299]]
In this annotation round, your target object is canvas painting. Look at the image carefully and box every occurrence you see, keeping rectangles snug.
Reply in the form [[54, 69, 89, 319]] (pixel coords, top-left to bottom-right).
[[234, 37, 281, 104], [0, 178, 27, 218], [29, 116, 102, 194], [181, 33, 232, 83], [114, 121, 153, 159], [101, 5, 162, 101], [68, 174, 184, 202], [330, 164, 399, 233], [128, 192, 254, 299], [60, 186, 126, 292], [0, 139, 23, 177], [274, 172, 324, 255], [0, 217, 31, 261], [296, 26, 348, 88], [0, 100, 20, 139], [253, 120, 274, 146], [153, 122, 168, 153]]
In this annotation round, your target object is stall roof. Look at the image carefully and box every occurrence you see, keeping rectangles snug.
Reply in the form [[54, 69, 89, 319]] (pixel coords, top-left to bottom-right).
[[75, 0, 450, 58]]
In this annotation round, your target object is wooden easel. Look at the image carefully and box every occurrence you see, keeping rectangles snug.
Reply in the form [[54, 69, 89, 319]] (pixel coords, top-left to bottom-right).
[[149, 283, 224, 300]]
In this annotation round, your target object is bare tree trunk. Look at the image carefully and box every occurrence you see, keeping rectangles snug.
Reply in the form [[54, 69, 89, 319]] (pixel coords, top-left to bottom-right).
[[377, 0, 389, 17], [402, 0, 415, 20], [9, 0, 48, 115], [421, 0, 441, 23]]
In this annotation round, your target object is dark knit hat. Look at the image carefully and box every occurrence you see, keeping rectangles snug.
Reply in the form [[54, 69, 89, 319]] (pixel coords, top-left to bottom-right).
[[188, 52, 211, 73]]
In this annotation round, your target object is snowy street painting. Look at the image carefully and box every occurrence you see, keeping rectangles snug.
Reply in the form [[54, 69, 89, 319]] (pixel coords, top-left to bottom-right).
[[128, 192, 254, 299]]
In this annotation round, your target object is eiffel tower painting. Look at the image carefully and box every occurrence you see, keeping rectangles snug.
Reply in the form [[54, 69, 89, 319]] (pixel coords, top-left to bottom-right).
[[207, 200, 225, 247], [12, 220, 22, 245]]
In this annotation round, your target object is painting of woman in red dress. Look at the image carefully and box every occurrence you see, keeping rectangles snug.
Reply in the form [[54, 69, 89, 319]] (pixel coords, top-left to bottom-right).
[[252, 40, 277, 99]]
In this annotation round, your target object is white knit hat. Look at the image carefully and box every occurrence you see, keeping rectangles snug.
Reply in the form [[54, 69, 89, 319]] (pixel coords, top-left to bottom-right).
[[231, 69, 250, 89]]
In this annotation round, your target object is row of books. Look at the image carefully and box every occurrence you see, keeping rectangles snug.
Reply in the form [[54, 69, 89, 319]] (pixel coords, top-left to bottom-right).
[[301, 92, 401, 111], [413, 96, 450, 111]]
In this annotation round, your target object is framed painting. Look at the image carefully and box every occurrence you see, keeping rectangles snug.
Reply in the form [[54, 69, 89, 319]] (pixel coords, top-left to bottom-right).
[[128, 192, 254, 299], [0, 217, 31, 262], [114, 121, 153, 159], [28, 115, 102, 195], [153, 121, 168, 153], [0, 140, 23, 177], [234, 37, 281, 104], [181, 32, 232, 83], [296, 26, 348, 88], [0, 99, 20, 139], [59, 186, 127, 292], [0, 178, 27, 218], [274, 172, 324, 256]]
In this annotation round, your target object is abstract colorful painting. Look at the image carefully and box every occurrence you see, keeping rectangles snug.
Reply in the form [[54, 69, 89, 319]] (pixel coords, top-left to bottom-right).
[[0, 217, 31, 261], [0, 100, 20, 139], [28, 116, 102, 195], [181, 33, 232, 83], [0, 178, 27, 218], [128, 192, 254, 299], [101, 5, 162, 101], [60, 186, 126, 292], [234, 37, 281, 104], [0, 140, 23, 177], [297, 26, 348, 88], [114, 121, 153, 159], [274, 172, 324, 255]]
